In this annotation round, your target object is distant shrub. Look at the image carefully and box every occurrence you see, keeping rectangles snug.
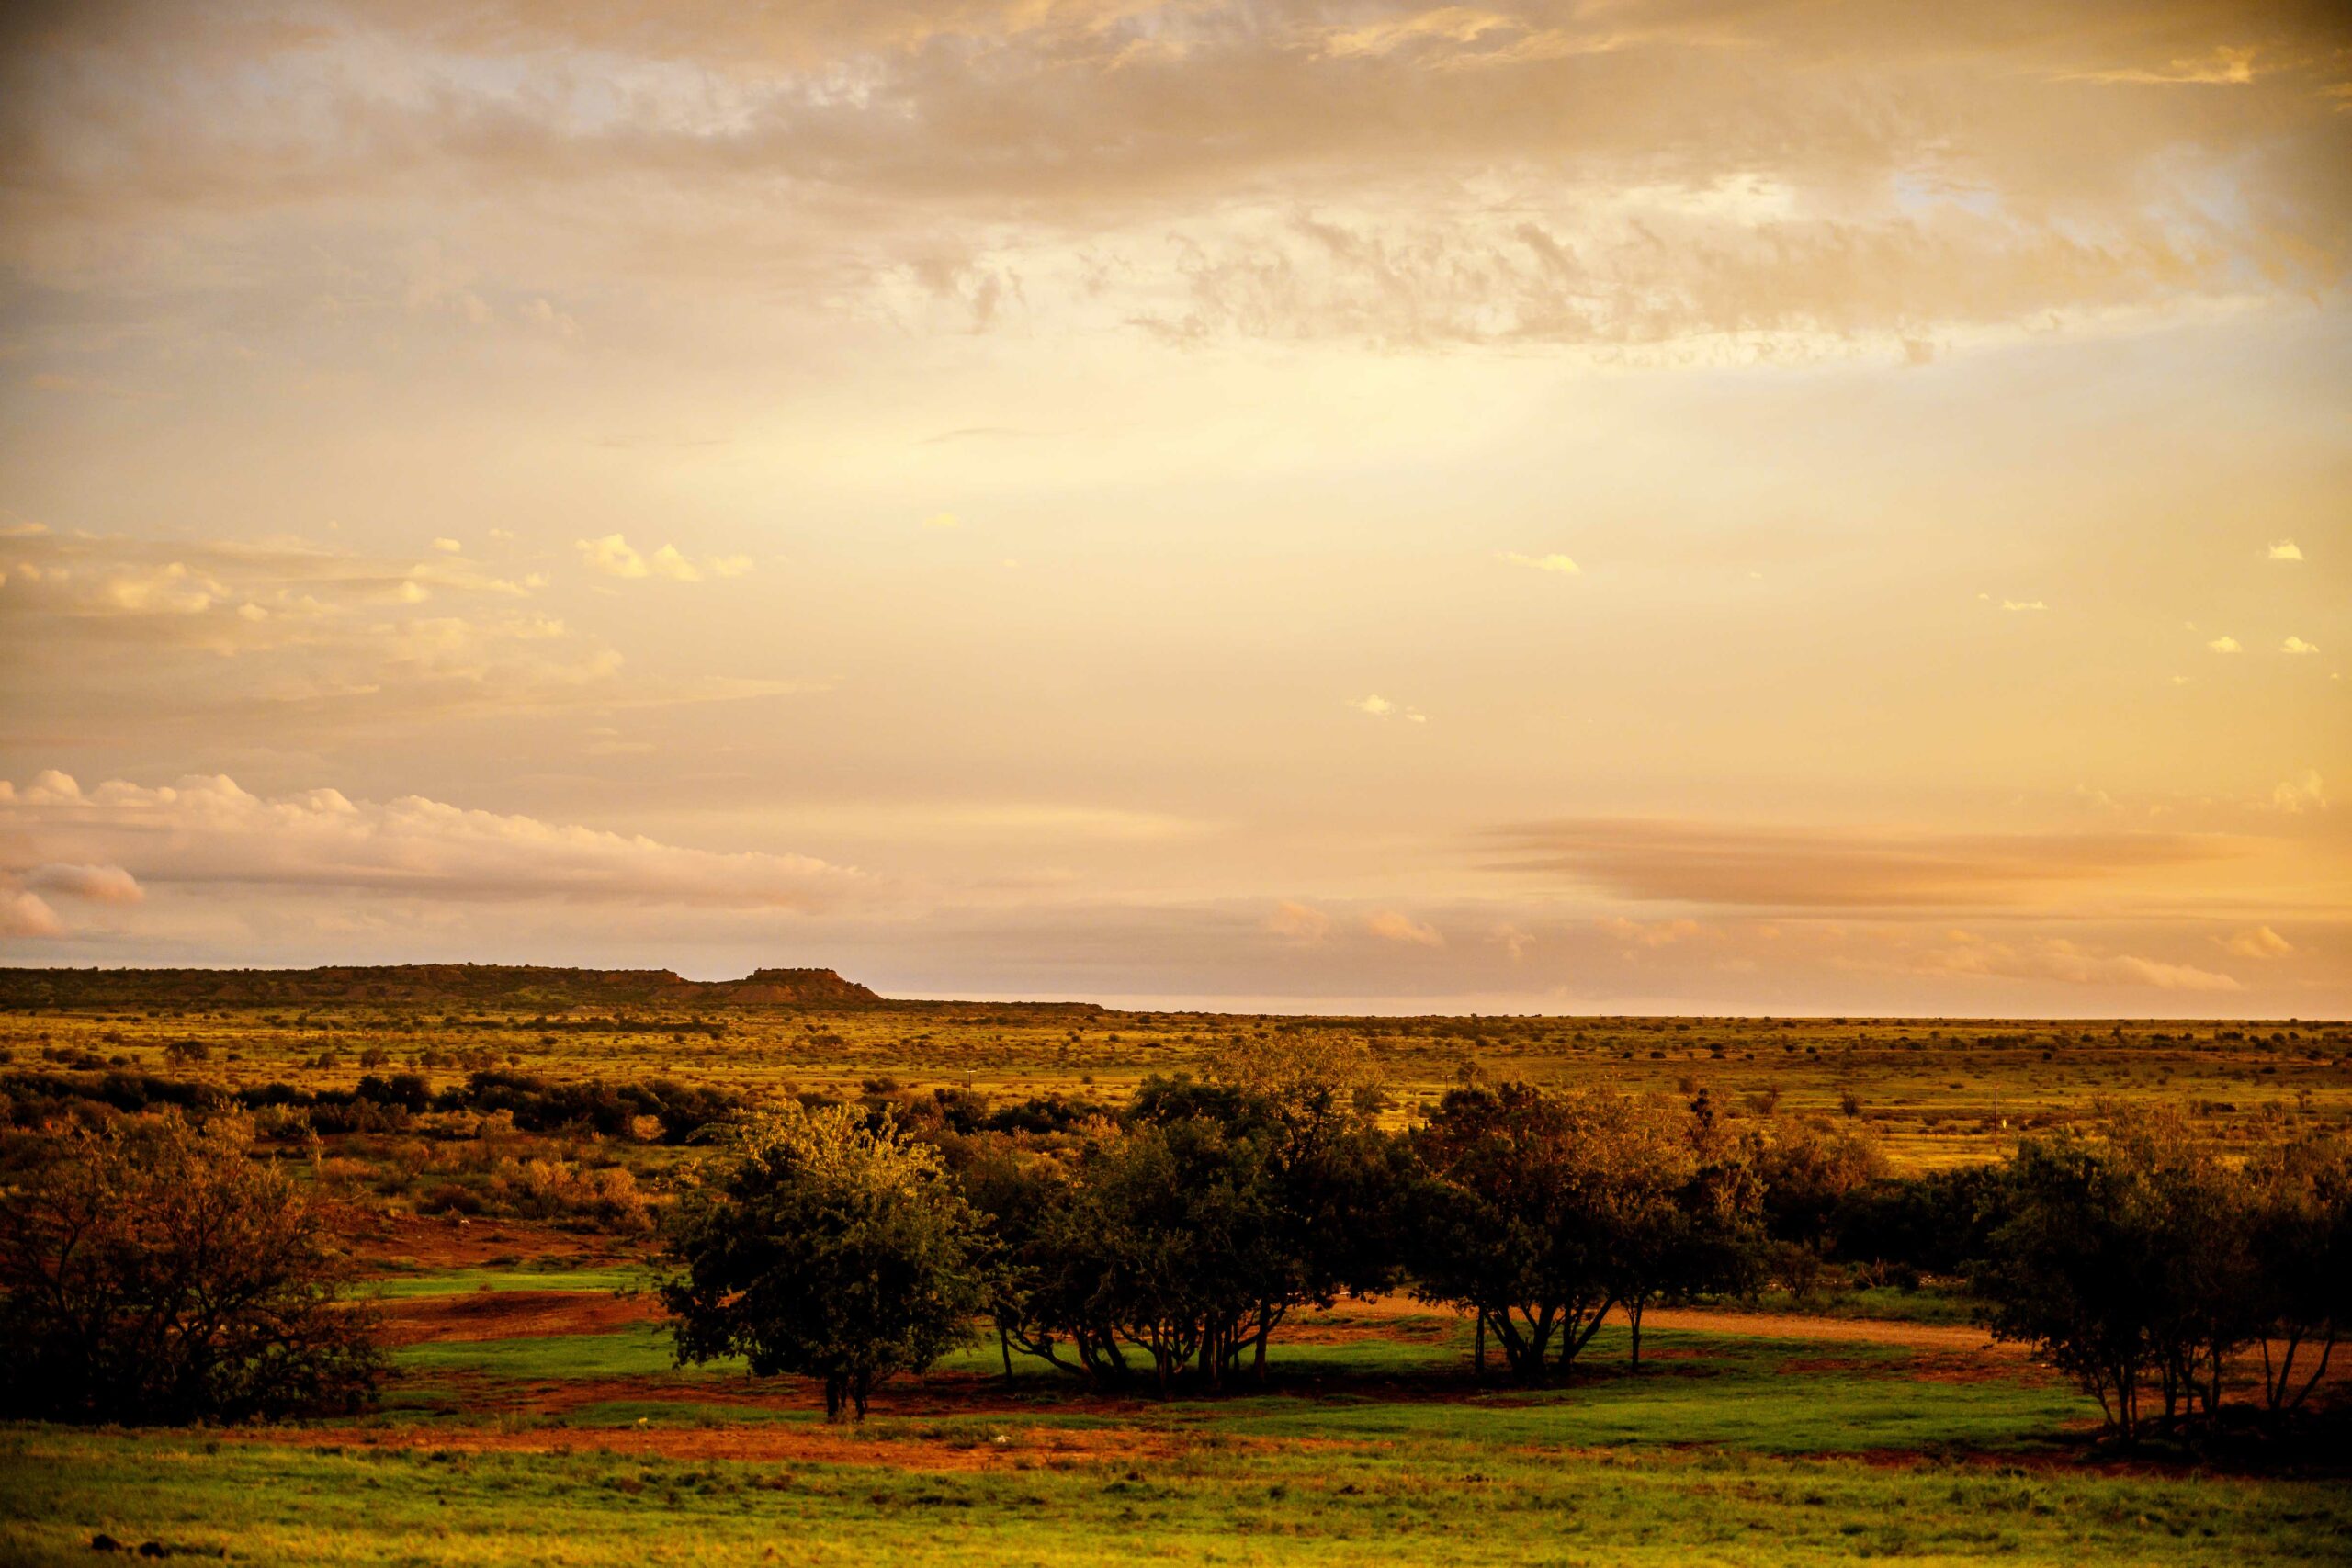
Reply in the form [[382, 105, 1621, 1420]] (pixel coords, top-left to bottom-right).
[[490, 1157, 651, 1232]]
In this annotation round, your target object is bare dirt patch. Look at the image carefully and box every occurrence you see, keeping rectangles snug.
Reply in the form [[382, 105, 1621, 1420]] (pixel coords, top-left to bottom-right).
[[355, 1213, 622, 1273], [379, 1290, 662, 1346]]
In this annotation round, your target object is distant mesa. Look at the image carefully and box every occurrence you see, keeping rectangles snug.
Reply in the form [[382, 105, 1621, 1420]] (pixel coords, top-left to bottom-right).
[[0, 963, 889, 1011]]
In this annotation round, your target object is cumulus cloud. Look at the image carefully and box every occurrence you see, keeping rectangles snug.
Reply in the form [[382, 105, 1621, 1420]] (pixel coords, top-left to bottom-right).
[[1367, 909, 1444, 947], [1489, 921, 1535, 960], [0, 527, 769, 737], [2267, 539, 2303, 561], [574, 533, 747, 583], [1599, 915, 1702, 947], [2280, 636, 2319, 655], [24, 863, 145, 904], [0, 772, 862, 912], [2206, 636, 2241, 653], [1920, 934, 2240, 993], [2222, 925, 2293, 960], [1350, 694, 1427, 722], [2001, 599, 2048, 613], [2270, 771, 2328, 813], [1500, 551, 1580, 575], [0, 890, 62, 939], [1263, 899, 1333, 942]]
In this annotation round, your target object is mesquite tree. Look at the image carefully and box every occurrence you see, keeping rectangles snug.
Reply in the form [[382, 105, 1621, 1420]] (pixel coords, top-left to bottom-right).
[[661, 1100, 993, 1422]]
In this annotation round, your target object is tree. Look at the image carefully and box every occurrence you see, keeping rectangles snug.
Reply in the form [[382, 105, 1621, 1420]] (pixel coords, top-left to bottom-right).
[[1408, 1085, 1674, 1383], [660, 1100, 993, 1422], [979, 1059, 1407, 1396], [2243, 1132, 2352, 1420], [1605, 1100, 1765, 1372], [1973, 1108, 2252, 1443], [0, 1111, 385, 1425]]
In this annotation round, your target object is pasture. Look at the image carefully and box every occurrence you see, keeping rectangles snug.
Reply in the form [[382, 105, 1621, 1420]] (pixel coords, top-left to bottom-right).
[[2, 981, 2348, 1564]]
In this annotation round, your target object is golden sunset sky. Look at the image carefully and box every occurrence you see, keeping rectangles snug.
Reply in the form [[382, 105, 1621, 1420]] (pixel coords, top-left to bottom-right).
[[0, 1, 2346, 1013]]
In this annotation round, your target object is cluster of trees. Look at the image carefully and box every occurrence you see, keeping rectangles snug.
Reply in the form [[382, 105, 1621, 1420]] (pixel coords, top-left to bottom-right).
[[1977, 1108, 2350, 1441], [662, 1048, 1884, 1418], [664, 1058, 2348, 1437], [3, 1045, 2342, 1444]]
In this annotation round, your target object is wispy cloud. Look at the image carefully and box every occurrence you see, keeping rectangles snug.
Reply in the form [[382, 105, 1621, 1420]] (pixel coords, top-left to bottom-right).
[[1479, 818, 2240, 910]]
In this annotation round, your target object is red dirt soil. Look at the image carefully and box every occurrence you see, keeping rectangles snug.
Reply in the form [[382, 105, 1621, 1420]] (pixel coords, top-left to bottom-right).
[[354, 1213, 625, 1273], [378, 1290, 662, 1347]]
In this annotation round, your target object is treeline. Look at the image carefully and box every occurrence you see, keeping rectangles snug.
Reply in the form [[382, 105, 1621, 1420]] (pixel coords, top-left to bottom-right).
[[667, 1051, 2350, 1438], [0, 1067, 741, 1144], [4, 1048, 2345, 1443]]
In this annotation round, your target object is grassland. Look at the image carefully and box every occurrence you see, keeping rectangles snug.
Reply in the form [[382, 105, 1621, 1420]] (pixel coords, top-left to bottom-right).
[[8, 988, 2350, 1172], [7, 1275, 2349, 1567], [3, 978, 2348, 1563]]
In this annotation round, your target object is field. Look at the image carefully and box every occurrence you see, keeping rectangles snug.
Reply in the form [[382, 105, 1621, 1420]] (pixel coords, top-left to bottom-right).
[[3, 976, 2350, 1564]]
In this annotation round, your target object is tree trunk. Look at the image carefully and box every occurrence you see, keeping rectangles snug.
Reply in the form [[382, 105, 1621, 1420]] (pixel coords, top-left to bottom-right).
[[1628, 1300, 1644, 1374]]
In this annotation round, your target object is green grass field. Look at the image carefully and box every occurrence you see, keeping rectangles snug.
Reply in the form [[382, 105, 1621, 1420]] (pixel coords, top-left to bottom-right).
[[10, 1264, 2347, 1566]]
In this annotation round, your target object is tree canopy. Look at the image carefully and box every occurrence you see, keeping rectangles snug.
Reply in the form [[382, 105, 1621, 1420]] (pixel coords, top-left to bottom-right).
[[660, 1100, 994, 1421]]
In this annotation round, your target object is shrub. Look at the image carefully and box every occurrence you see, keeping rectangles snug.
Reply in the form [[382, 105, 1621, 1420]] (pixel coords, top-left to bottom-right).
[[0, 1111, 385, 1424]]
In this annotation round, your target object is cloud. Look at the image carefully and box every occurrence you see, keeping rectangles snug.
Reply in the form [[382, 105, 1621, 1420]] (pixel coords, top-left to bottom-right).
[[2280, 636, 2319, 655], [24, 863, 145, 904], [0, 771, 862, 912], [2270, 771, 2328, 813], [0, 527, 792, 736], [1500, 551, 1580, 575], [1367, 908, 1445, 947], [2222, 925, 2293, 960], [1599, 915, 1702, 947], [1919, 933, 2240, 993], [0, 890, 62, 939], [1263, 899, 1333, 942], [7, 0, 2346, 362], [1350, 694, 1427, 722], [2001, 599, 2047, 612], [1479, 818, 2239, 909], [573, 533, 745, 583], [2206, 636, 2241, 653], [922, 513, 963, 530], [2267, 539, 2303, 561], [431, 537, 464, 554], [1489, 921, 1535, 960]]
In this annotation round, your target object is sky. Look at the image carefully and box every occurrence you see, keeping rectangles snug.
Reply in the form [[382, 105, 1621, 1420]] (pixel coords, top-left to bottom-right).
[[0, 0, 2346, 1015]]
